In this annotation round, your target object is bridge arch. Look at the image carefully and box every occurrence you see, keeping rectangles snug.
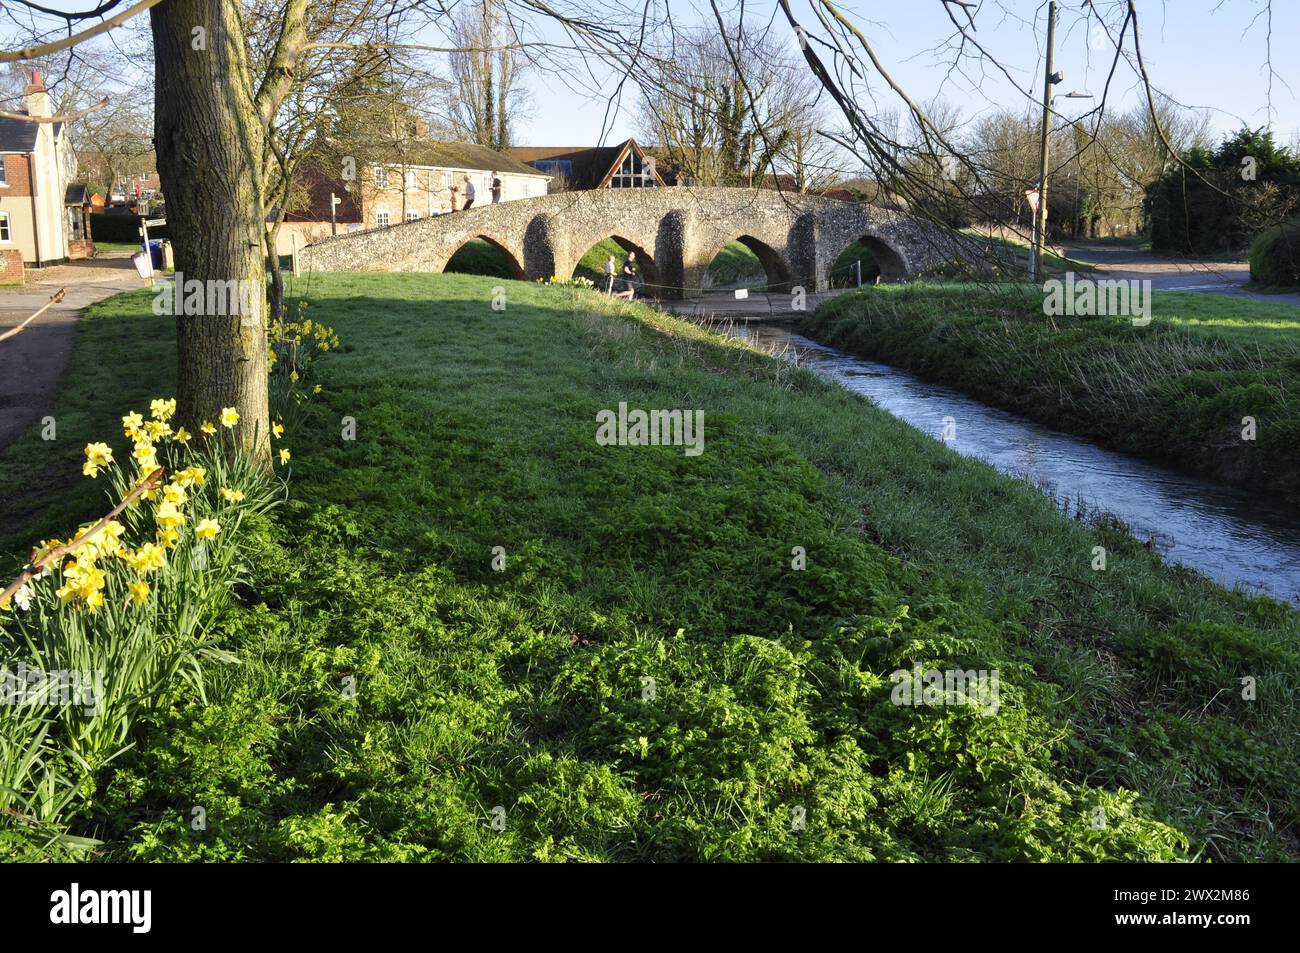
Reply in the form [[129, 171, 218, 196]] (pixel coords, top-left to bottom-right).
[[700, 234, 793, 293], [444, 234, 526, 280], [571, 234, 660, 292], [825, 232, 910, 286]]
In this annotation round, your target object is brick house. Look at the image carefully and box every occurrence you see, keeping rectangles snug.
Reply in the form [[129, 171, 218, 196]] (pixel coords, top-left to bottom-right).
[[0, 71, 94, 277], [275, 140, 551, 254]]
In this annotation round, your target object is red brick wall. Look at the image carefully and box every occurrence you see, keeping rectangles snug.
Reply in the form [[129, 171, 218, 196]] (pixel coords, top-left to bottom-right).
[[0, 155, 32, 196], [0, 248, 24, 283], [69, 238, 94, 260]]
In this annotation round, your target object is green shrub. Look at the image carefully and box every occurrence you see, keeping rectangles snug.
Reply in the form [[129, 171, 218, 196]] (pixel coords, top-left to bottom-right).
[[1248, 218, 1300, 288]]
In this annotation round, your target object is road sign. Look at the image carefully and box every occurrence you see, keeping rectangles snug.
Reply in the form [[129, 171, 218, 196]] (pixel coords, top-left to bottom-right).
[[143, 218, 166, 228]]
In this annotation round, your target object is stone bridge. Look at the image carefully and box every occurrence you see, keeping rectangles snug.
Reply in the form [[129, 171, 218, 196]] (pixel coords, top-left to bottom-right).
[[299, 187, 970, 298]]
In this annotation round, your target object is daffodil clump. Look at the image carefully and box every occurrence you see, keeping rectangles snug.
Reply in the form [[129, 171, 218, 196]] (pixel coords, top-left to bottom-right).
[[0, 396, 280, 853], [267, 299, 340, 395], [535, 275, 597, 290]]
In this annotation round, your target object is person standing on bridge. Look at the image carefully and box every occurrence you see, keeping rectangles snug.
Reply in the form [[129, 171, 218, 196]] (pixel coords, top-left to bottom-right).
[[462, 175, 476, 210], [491, 171, 503, 204], [449, 183, 459, 213]]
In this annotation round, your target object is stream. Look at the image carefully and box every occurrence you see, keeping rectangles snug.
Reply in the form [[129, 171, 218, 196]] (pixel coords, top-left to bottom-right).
[[723, 321, 1300, 604]]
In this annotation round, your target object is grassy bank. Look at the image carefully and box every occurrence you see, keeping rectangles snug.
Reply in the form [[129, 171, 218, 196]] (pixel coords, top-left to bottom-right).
[[801, 283, 1300, 503], [2, 274, 1296, 861]]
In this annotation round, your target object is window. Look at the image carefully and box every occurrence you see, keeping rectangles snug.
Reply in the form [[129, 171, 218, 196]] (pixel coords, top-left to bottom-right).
[[405, 210, 420, 222], [405, 170, 417, 191], [532, 159, 572, 178], [0, 212, 9, 242], [67, 208, 83, 240], [0, 159, 8, 185], [373, 166, 389, 189], [608, 150, 657, 188], [442, 170, 452, 188], [375, 210, 390, 228]]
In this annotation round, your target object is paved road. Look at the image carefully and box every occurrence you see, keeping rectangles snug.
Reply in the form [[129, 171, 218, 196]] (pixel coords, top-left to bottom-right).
[[0, 254, 143, 451], [1057, 240, 1300, 306]]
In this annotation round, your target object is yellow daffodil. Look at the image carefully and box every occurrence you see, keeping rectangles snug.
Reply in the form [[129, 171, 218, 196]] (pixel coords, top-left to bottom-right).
[[219, 487, 245, 503], [195, 518, 220, 540], [158, 528, 180, 549], [201, 421, 217, 436], [150, 398, 177, 421], [133, 542, 167, 574], [122, 411, 145, 439], [174, 427, 192, 445], [272, 422, 285, 438], [133, 441, 158, 469], [220, 407, 240, 428], [290, 370, 300, 384], [312, 385, 322, 395], [279, 449, 291, 464], [83, 442, 113, 478], [127, 580, 150, 606], [155, 500, 186, 529], [176, 466, 207, 487], [145, 419, 172, 440], [163, 482, 188, 506]]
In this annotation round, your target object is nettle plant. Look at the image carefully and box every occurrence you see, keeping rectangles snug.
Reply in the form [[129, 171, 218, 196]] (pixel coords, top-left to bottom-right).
[[0, 398, 283, 853]]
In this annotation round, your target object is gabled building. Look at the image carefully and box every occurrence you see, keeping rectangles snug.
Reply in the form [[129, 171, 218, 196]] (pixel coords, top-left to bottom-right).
[[510, 138, 669, 190], [0, 71, 93, 275]]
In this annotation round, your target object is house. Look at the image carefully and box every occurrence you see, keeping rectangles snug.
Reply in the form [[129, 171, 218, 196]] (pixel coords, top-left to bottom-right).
[[275, 140, 551, 254], [509, 138, 668, 190], [0, 71, 94, 277]]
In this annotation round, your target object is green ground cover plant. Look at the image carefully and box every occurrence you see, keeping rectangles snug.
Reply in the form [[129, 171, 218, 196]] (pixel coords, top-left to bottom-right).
[[1, 274, 1294, 861]]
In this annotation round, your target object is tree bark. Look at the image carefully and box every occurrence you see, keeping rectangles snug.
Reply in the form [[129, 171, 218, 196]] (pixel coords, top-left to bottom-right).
[[151, 0, 270, 459]]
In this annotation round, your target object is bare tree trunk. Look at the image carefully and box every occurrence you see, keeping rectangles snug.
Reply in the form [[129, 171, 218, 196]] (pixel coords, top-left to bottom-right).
[[151, 0, 270, 460], [266, 217, 285, 322]]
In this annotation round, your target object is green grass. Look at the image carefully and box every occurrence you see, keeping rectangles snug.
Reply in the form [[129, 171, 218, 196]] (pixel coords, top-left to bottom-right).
[[93, 241, 145, 254], [444, 238, 520, 280], [802, 283, 1300, 502], [2, 274, 1296, 861]]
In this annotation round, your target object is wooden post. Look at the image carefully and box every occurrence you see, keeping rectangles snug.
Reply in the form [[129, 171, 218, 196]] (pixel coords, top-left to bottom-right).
[[291, 231, 301, 277]]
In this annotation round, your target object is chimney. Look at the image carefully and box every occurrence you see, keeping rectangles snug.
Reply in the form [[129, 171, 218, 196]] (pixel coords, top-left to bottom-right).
[[411, 117, 430, 140], [24, 70, 50, 118]]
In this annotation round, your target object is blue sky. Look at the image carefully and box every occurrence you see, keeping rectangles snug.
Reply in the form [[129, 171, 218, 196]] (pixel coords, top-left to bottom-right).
[[514, 1, 1300, 149]]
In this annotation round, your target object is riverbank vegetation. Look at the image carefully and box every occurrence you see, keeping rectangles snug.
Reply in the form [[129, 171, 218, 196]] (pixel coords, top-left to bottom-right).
[[802, 283, 1300, 503], [2, 274, 1295, 861]]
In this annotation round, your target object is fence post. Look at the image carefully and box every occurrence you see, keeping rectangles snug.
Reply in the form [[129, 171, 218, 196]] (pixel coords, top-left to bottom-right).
[[855, 260, 862, 288], [291, 231, 301, 278]]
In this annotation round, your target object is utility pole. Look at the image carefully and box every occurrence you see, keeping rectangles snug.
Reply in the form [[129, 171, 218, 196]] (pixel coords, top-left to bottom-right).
[[1031, 0, 1061, 281]]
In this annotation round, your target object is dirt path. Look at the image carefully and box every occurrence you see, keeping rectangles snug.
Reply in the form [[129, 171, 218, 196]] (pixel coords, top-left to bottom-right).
[[0, 254, 144, 452], [1056, 240, 1300, 306]]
